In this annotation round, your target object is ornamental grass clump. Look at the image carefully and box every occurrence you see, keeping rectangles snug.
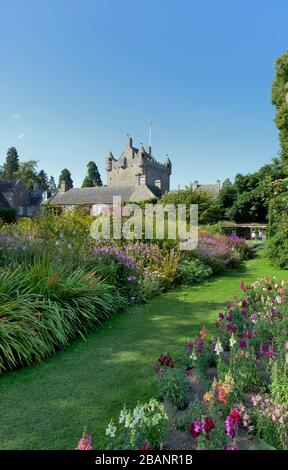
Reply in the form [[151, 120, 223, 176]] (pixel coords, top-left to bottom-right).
[[0, 264, 126, 372]]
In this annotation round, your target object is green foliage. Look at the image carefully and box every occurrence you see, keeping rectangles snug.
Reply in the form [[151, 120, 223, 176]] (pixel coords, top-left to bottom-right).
[[272, 51, 288, 163], [177, 258, 212, 285], [82, 161, 103, 187], [2, 147, 20, 179], [16, 160, 39, 189], [229, 349, 263, 394], [0, 208, 16, 224], [161, 188, 223, 225], [268, 232, 288, 268], [158, 368, 189, 409], [219, 159, 286, 223], [48, 175, 57, 191], [271, 359, 288, 405], [58, 168, 73, 189], [0, 264, 126, 372], [105, 399, 168, 450], [267, 191, 288, 268], [37, 169, 49, 190]]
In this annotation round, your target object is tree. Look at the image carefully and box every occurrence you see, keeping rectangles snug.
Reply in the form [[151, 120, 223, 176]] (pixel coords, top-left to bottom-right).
[[58, 168, 73, 190], [218, 158, 286, 223], [2, 147, 20, 179], [272, 51, 288, 165], [161, 188, 223, 225], [16, 160, 39, 189], [37, 170, 49, 190], [218, 178, 236, 215], [48, 176, 57, 191], [82, 161, 103, 187]]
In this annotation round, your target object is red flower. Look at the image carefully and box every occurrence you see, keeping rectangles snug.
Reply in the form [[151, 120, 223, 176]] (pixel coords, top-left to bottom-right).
[[229, 410, 242, 424], [204, 416, 215, 433], [187, 422, 201, 438]]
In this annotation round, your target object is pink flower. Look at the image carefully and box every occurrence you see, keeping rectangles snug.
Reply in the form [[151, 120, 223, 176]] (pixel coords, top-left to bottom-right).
[[76, 428, 93, 450], [139, 442, 153, 450], [240, 281, 246, 291]]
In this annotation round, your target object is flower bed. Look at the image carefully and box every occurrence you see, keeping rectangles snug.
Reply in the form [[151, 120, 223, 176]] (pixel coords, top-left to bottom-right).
[[84, 277, 288, 450]]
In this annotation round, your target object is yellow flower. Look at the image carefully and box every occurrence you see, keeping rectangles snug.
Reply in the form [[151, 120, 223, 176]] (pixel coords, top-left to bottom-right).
[[203, 392, 214, 402]]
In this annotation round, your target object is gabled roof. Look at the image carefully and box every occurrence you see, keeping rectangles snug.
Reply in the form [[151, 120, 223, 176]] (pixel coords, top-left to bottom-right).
[[46, 185, 159, 206], [0, 180, 17, 191], [0, 192, 11, 208]]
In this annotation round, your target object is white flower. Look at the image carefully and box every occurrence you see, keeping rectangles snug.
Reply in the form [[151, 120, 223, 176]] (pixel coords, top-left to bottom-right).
[[106, 421, 117, 438], [229, 333, 237, 348], [119, 408, 128, 424], [214, 338, 223, 355], [132, 408, 145, 425], [59, 232, 65, 238], [190, 351, 197, 361]]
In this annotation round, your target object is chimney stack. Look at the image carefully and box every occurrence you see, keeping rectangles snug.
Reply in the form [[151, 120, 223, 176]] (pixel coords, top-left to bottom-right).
[[59, 180, 69, 192]]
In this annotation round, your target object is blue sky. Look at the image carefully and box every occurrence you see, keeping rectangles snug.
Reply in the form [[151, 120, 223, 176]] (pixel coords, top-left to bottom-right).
[[0, 0, 287, 189]]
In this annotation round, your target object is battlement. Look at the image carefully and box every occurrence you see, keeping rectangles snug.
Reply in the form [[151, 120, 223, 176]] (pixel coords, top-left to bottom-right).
[[105, 137, 171, 195]]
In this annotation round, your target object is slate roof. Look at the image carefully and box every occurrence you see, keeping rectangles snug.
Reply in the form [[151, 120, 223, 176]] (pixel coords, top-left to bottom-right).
[[0, 180, 17, 192], [46, 184, 160, 206], [0, 192, 11, 208]]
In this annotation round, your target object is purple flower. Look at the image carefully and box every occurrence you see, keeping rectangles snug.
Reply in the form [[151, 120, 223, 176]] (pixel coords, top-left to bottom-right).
[[239, 339, 247, 349]]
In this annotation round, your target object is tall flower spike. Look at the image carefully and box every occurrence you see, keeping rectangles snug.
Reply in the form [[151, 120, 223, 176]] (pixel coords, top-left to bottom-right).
[[215, 338, 223, 355]]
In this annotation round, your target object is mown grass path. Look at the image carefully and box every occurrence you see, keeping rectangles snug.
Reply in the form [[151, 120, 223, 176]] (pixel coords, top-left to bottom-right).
[[1, 252, 288, 449]]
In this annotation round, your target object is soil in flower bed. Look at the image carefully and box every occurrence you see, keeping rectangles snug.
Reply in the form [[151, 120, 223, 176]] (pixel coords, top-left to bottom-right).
[[163, 367, 263, 451]]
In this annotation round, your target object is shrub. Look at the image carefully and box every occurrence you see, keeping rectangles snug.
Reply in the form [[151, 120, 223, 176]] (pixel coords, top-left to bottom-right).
[[0, 208, 16, 224], [177, 258, 212, 285], [267, 192, 288, 268], [268, 232, 288, 268]]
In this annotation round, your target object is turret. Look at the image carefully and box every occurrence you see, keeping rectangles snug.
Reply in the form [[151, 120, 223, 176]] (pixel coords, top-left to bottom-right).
[[106, 151, 115, 171], [164, 156, 172, 174]]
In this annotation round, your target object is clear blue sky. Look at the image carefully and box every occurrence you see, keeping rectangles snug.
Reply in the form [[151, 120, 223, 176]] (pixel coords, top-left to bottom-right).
[[0, 0, 287, 189]]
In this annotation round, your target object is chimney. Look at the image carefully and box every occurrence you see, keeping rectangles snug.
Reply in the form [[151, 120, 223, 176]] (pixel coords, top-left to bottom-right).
[[146, 145, 152, 155], [59, 180, 69, 192], [155, 179, 161, 190]]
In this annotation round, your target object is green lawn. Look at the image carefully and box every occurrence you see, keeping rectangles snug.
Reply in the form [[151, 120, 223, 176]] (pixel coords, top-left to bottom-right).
[[0, 251, 288, 450]]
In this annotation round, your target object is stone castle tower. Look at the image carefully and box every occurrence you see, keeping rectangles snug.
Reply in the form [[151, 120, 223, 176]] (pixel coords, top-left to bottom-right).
[[105, 137, 171, 196]]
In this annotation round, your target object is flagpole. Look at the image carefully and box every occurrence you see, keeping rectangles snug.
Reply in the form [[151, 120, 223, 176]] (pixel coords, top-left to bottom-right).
[[148, 119, 152, 149]]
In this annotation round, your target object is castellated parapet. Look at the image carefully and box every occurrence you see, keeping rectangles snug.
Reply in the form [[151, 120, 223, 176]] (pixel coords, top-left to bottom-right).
[[106, 137, 171, 196]]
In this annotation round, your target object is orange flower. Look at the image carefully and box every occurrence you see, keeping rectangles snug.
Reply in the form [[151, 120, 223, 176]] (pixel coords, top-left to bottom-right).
[[200, 326, 207, 340]]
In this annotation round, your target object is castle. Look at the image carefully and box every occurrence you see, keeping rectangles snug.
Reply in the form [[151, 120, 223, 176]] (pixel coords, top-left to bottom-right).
[[106, 137, 171, 196], [46, 137, 172, 213]]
